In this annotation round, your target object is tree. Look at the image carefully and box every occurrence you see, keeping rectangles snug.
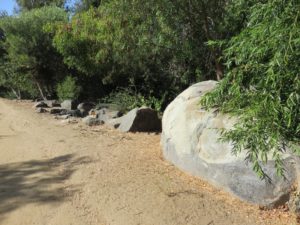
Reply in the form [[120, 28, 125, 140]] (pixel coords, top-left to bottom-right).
[[73, 0, 102, 12], [16, 0, 66, 11], [202, 0, 300, 179], [50, 0, 230, 107], [0, 6, 68, 99]]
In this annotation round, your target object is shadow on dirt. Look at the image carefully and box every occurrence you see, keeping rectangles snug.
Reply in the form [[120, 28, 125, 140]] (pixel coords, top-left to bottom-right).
[[0, 154, 91, 217], [0, 135, 16, 139]]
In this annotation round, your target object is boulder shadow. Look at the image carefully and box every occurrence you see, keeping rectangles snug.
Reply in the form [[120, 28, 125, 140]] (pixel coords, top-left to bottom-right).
[[0, 154, 91, 218]]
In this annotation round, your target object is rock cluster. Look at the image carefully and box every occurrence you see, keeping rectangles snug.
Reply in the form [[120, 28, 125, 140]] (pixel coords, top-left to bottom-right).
[[33, 99, 161, 133], [83, 106, 161, 132]]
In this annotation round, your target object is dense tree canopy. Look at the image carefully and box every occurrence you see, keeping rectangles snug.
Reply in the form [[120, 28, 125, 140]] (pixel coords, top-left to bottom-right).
[[50, 0, 230, 106], [16, 0, 66, 10], [0, 6, 68, 99], [73, 0, 102, 12]]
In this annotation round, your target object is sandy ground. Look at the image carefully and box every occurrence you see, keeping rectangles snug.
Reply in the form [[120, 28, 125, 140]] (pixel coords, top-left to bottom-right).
[[0, 98, 296, 225]]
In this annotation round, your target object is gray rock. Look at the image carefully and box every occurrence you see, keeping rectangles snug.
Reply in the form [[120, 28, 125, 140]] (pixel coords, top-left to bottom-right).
[[35, 107, 47, 113], [61, 117, 79, 124], [60, 109, 81, 117], [61, 100, 78, 110], [118, 107, 161, 132], [161, 80, 296, 207], [33, 101, 48, 108], [96, 108, 123, 123], [44, 100, 60, 108], [289, 192, 300, 214], [106, 117, 122, 129], [77, 102, 96, 117], [54, 114, 70, 120], [82, 116, 104, 126], [49, 108, 64, 114]]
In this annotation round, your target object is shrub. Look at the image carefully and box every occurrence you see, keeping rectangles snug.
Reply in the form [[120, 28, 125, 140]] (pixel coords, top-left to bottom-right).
[[100, 88, 163, 113], [56, 76, 81, 100]]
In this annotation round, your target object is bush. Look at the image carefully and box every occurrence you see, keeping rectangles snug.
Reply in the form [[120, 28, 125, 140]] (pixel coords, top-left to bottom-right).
[[56, 76, 81, 100], [100, 88, 163, 113]]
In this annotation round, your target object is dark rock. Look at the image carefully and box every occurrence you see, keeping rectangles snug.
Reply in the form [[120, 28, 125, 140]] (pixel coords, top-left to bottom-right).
[[58, 109, 82, 117], [61, 100, 78, 110], [35, 107, 47, 113], [44, 100, 60, 108], [289, 192, 300, 214], [118, 107, 161, 132], [69, 109, 82, 117], [77, 102, 96, 117], [54, 114, 70, 120], [96, 108, 123, 123], [82, 116, 104, 126], [49, 108, 65, 114], [33, 101, 48, 108]]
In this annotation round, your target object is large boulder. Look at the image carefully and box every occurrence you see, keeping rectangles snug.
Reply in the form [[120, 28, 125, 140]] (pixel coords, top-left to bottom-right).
[[61, 100, 78, 110], [106, 117, 122, 129], [118, 107, 161, 132], [161, 80, 296, 207]]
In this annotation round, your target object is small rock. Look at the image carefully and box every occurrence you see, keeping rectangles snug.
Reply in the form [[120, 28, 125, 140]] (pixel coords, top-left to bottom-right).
[[33, 101, 48, 108], [35, 107, 47, 113], [49, 108, 64, 114], [61, 100, 78, 110], [61, 118, 78, 124], [60, 109, 82, 117], [54, 115, 70, 120], [289, 192, 300, 214], [89, 109, 98, 117], [77, 102, 96, 117], [44, 100, 60, 108], [82, 116, 104, 126], [96, 108, 123, 123]]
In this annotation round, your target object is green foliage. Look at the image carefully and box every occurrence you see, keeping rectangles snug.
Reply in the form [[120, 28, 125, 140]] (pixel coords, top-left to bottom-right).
[[50, 0, 229, 106], [201, 0, 300, 179], [73, 0, 102, 12], [56, 75, 81, 100], [100, 88, 163, 113], [16, 0, 66, 11], [0, 6, 68, 99]]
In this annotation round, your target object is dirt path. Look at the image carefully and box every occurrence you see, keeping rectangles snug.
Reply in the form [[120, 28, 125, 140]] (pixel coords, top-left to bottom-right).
[[0, 99, 295, 225]]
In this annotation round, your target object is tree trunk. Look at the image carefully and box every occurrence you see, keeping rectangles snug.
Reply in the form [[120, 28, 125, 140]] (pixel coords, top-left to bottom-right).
[[200, 2, 224, 81], [36, 81, 47, 100], [11, 87, 21, 99], [17, 88, 21, 100], [215, 59, 223, 81]]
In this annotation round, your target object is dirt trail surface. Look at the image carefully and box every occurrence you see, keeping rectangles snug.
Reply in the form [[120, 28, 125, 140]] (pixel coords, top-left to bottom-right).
[[0, 99, 295, 225]]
